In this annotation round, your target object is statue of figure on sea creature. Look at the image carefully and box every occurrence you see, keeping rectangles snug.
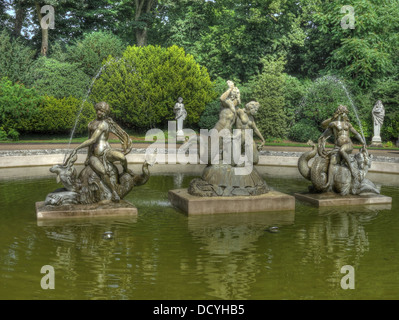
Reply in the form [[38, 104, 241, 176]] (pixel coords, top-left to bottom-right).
[[44, 102, 151, 206], [297, 105, 379, 196]]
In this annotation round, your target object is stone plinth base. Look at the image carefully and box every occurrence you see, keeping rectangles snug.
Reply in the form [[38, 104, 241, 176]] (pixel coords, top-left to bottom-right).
[[168, 189, 295, 215], [370, 136, 383, 147], [370, 143, 383, 147], [294, 192, 392, 207], [36, 200, 138, 220]]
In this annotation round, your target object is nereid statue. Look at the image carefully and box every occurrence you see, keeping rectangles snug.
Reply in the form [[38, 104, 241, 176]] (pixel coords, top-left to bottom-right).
[[44, 102, 150, 206], [298, 105, 379, 195]]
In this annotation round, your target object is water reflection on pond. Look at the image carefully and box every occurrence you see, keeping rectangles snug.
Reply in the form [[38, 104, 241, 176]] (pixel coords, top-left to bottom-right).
[[0, 173, 398, 299]]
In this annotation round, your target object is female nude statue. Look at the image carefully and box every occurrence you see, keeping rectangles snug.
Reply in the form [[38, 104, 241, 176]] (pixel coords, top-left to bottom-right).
[[64, 101, 133, 202], [318, 105, 366, 183]]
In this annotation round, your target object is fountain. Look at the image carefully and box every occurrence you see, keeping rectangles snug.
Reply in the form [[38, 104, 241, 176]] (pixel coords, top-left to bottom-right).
[[294, 104, 392, 207], [36, 101, 152, 219], [63, 58, 120, 163], [168, 81, 295, 214]]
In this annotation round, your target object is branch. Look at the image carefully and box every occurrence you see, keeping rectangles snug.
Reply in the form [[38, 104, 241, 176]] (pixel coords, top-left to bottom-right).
[[135, 0, 145, 20]]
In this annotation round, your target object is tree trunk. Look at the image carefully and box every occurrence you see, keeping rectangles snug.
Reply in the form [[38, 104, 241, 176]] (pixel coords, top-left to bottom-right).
[[13, 1, 26, 37], [134, 0, 156, 46], [135, 29, 148, 47], [35, 2, 48, 56]]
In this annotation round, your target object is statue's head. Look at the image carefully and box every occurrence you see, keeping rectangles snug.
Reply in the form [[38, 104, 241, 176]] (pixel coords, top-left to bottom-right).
[[333, 105, 349, 121], [374, 100, 383, 110], [336, 105, 349, 115], [245, 101, 260, 115], [178, 97, 183, 103], [94, 102, 110, 119]]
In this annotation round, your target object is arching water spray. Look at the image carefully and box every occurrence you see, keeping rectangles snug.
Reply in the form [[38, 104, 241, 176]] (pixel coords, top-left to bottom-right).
[[296, 75, 365, 144], [318, 75, 365, 143], [63, 57, 125, 162]]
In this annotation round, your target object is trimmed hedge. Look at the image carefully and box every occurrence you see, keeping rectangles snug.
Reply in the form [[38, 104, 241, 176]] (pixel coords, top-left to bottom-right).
[[19, 96, 95, 135], [91, 45, 216, 130]]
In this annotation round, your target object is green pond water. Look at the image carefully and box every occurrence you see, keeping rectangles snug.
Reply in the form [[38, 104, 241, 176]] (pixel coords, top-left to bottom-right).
[[0, 172, 398, 300]]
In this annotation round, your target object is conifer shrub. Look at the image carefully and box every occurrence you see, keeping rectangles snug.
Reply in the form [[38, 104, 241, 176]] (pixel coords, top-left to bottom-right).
[[91, 45, 216, 130]]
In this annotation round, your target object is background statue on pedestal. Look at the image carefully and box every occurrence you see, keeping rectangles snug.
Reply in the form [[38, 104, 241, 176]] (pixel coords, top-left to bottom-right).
[[298, 105, 379, 195], [44, 101, 151, 206], [174, 97, 187, 140], [371, 100, 385, 147]]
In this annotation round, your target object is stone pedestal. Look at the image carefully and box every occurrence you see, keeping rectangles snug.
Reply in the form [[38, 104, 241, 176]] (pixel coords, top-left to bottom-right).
[[36, 200, 138, 220], [294, 192, 392, 207], [176, 130, 185, 142], [169, 189, 295, 215], [370, 136, 383, 147]]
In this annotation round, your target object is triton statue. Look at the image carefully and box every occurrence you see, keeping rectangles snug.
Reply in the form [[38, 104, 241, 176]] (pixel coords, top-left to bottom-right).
[[298, 105, 379, 195]]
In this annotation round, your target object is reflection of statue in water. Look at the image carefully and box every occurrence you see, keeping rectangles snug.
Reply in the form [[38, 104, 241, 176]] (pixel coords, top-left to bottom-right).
[[371, 100, 385, 146], [174, 97, 187, 138], [44, 102, 151, 206], [298, 105, 379, 195], [188, 81, 268, 197]]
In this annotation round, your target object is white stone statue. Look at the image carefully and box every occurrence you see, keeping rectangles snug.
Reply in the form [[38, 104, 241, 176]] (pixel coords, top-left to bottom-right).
[[174, 97, 187, 141], [371, 100, 385, 147]]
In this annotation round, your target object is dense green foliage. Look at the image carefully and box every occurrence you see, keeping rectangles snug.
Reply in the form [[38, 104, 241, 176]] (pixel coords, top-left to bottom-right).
[[65, 31, 126, 78], [1, 0, 399, 143], [91, 45, 216, 130], [0, 78, 42, 137], [252, 57, 288, 139], [0, 30, 34, 84], [21, 96, 95, 135], [27, 57, 91, 99]]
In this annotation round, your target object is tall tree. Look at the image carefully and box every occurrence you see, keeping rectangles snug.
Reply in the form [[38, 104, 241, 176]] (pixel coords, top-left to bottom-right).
[[299, 0, 399, 87], [134, 0, 156, 46]]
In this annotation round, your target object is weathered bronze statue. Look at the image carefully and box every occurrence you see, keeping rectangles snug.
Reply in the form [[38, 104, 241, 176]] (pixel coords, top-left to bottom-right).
[[189, 81, 269, 197], [44, 102, 150, 206], [298, 105, 379, 195]]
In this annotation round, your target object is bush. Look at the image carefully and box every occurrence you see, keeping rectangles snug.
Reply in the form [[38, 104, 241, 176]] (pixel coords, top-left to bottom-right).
[[0, 77, 42, 133], [283, 75, 308, 127], [66, 31, 126, 78], [21, 96, 96, 135], [289, 119, 321, 143], [0, 30, 35, 84], [7, 128, 20, 141], [27, 57, 91, 99], [0, 127, 8, 141], [251, 57, 288, 139], [91, 45, 216, 130]]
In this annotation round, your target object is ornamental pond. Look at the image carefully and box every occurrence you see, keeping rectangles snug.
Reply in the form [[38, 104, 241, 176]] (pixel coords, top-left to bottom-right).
[[0, 170, 398, 300]]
